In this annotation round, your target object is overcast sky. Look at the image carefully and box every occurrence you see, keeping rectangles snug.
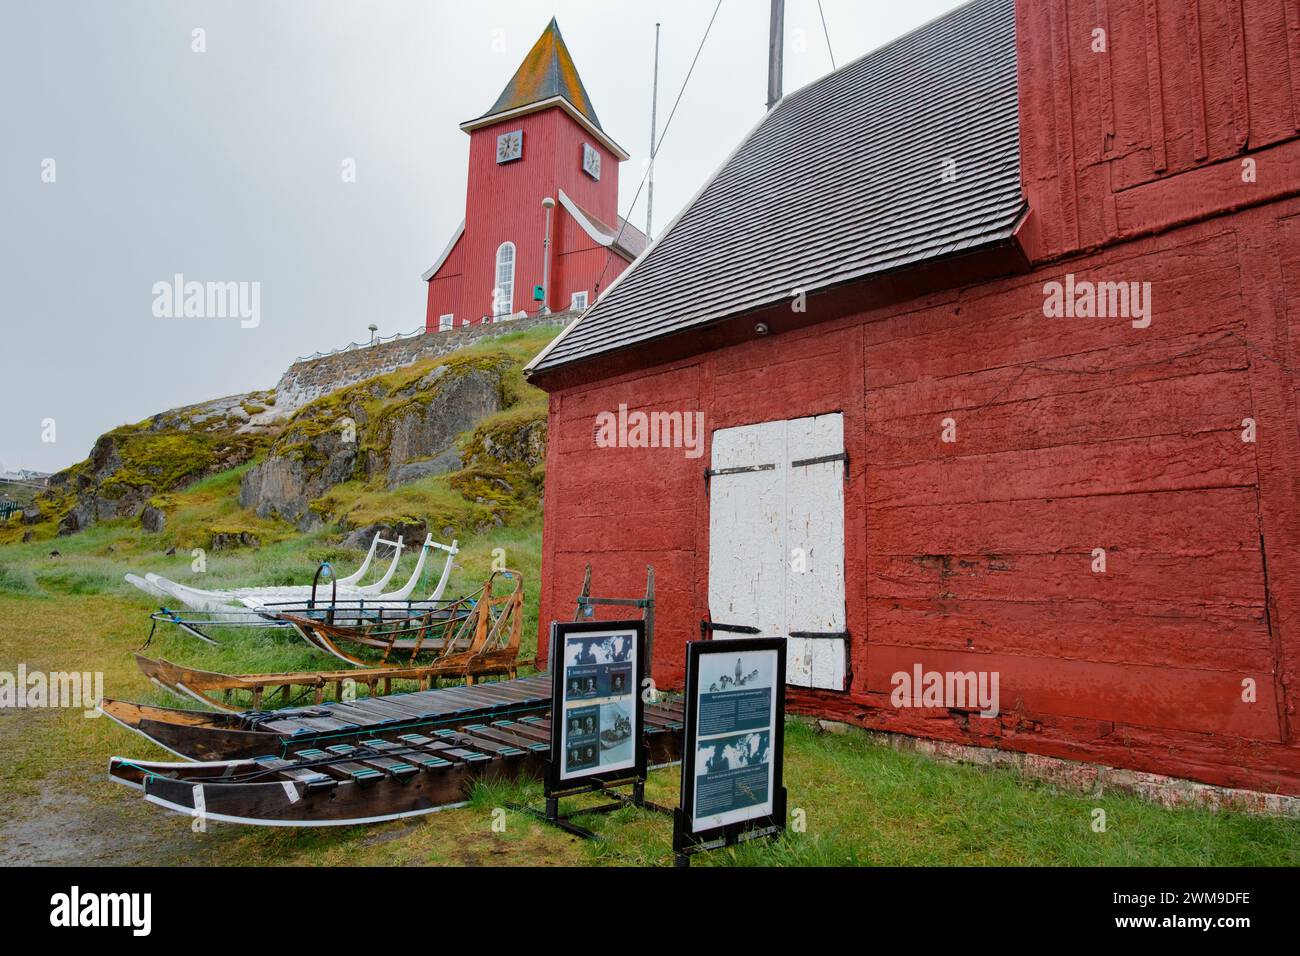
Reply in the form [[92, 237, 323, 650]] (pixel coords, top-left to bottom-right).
[[1, 0, 967, 473]]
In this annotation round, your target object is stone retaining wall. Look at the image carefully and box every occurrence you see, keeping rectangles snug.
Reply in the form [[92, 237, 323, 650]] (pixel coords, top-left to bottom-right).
[[270, 312, 570, 418]]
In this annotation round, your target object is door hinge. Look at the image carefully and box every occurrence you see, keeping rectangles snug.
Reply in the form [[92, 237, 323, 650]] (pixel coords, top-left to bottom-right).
[[704, 463, 776, 487], [701, 619, 763, 637], [791, 451, 848, 481], [788, 630, 849, 640]]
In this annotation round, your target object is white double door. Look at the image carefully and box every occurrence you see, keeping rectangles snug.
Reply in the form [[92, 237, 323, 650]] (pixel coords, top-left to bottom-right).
[[707, 413, 848, 690]]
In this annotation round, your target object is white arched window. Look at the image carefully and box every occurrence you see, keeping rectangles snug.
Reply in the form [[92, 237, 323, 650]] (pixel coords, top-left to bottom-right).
[[493, 242, 516, 318]]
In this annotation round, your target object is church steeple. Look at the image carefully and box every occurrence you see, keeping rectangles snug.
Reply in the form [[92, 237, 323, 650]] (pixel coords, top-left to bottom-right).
[[460, 17, 627, 160], [483, 18, 603, 130]]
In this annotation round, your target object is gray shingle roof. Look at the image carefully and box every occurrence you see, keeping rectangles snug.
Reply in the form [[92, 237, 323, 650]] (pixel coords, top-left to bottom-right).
[[530, 0, 1023, 376], [561, 189, 651, 262], [613, 217, 650, 260]]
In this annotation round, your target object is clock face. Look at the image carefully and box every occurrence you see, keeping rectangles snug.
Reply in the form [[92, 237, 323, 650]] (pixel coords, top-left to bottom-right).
[[496, 129, 523, 164], [582, 143, 601, 180]]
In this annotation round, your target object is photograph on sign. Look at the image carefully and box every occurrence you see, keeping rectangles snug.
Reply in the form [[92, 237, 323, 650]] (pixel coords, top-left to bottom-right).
[[691, 646, 780, 830], [548, 620, 645, 790]]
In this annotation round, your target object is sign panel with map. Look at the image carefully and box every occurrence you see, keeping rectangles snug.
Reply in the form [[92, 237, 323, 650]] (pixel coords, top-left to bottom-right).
[[546, 620, 646, 793], [675, 637, 786, 854]]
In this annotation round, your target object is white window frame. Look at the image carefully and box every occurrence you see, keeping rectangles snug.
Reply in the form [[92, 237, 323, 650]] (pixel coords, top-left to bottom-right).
[[493, 242, 516, 317], [570, 290, 589, 311], [438, 313, 454, 332]]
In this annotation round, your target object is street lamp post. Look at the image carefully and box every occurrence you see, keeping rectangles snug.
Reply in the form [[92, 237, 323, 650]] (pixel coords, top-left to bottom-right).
[[541, 196, 556, 314]]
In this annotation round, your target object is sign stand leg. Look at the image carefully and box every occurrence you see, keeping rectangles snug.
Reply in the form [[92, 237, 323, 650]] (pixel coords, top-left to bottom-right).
[[512, 776, 673, 842], [509, 792, 610, 841], [598, 779, 674, 815]]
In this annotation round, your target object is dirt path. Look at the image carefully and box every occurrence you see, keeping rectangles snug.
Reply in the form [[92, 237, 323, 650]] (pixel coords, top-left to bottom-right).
[[0, 705, 247, 866]]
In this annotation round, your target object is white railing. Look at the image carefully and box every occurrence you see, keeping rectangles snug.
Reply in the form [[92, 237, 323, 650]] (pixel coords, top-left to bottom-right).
[[292, 326, 427, 364], [291, 308, 571, 365]]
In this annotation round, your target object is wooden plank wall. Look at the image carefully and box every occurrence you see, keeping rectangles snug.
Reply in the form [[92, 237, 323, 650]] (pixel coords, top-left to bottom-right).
[[842, 210, 1297, 792], [1020, 0, 1300, 257]]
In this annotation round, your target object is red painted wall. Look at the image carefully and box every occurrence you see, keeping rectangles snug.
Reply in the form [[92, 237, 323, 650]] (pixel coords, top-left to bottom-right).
[[424, 105, 630, 330], [532, 0, 1300, 793], [424, 233, 465, 330], [553, 204, 622, 310], [1018, 0, 1300, 259]]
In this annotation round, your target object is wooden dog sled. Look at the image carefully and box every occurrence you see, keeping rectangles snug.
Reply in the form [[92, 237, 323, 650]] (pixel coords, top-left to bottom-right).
[[271, 569, 524, 667], [107, 699, 683, 827], [134, 569, 530, 711]]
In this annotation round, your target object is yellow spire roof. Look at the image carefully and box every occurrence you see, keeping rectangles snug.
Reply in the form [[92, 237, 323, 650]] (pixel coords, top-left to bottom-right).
[[480, 18, 602, 130]]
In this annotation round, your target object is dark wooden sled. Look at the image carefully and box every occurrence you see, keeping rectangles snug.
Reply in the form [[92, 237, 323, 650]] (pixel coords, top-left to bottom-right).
[[108, 703, 684, 827], [101, 673, 558, 761], [273, 569, 524, 667]]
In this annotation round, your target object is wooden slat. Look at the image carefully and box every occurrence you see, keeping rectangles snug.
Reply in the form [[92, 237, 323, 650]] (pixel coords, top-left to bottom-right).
[[359, 756, 419, 779], [462, 723, 549, 752], [490, 720, 551, 744], [309, 701, 389, 727], [433, 746, 493, 766], [402, 751, 453, 771], [317, 760, 384, 783], [440, 729, 528, 759], [345, 696, 441, 721]]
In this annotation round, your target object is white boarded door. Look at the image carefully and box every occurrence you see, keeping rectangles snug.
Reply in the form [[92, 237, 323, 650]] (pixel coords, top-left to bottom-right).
[[707, 413, 847, 690]]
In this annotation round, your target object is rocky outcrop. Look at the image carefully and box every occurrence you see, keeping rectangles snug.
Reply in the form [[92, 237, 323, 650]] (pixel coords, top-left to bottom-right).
[[40, 394, 274, 535], [140, 505, 166, 534], [239, 437, 358, 526], [211, 530, 260, 550], [389, 447, 463, 487], [371, 367, 501, 487], [240, 354, 512, 524], [464, 416, 547, 471], [27, 320, 559, 542]]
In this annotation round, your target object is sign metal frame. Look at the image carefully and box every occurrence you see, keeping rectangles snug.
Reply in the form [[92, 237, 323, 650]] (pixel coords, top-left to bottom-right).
[[673, 636, 787, 864], [545, 618, 647, 796]]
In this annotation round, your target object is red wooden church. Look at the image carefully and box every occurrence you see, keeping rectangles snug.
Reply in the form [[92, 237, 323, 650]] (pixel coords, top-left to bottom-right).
[[423, 19, 648, 331], [526, 0, 1300, 795]]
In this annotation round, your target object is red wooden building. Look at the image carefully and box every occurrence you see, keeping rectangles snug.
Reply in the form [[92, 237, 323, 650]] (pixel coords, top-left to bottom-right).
[[423, 19, 648, 332], [526, 0, 1300, 795]]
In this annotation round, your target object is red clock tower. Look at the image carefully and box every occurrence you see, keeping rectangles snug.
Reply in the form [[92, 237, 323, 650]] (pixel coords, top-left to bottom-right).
[[423, 19, 648, 332]]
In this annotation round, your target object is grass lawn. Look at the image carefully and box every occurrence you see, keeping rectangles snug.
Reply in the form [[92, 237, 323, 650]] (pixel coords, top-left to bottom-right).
[[0, 518, 1297, 865]]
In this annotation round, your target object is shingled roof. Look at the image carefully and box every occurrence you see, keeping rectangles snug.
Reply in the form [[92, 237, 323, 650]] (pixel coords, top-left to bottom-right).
[[528, 0, 1024, 377], [472, 18, 603, 132], [559, 189, 651, 262]]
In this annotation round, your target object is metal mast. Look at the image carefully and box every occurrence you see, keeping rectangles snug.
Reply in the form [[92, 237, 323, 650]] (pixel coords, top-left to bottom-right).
[[646, 21, 661, 239], [767, 0, 784, 110]]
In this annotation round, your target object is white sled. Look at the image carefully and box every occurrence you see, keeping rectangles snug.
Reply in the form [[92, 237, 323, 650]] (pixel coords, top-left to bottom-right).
[[126, 534, 460, 637], [125, 532, 403, 612]]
